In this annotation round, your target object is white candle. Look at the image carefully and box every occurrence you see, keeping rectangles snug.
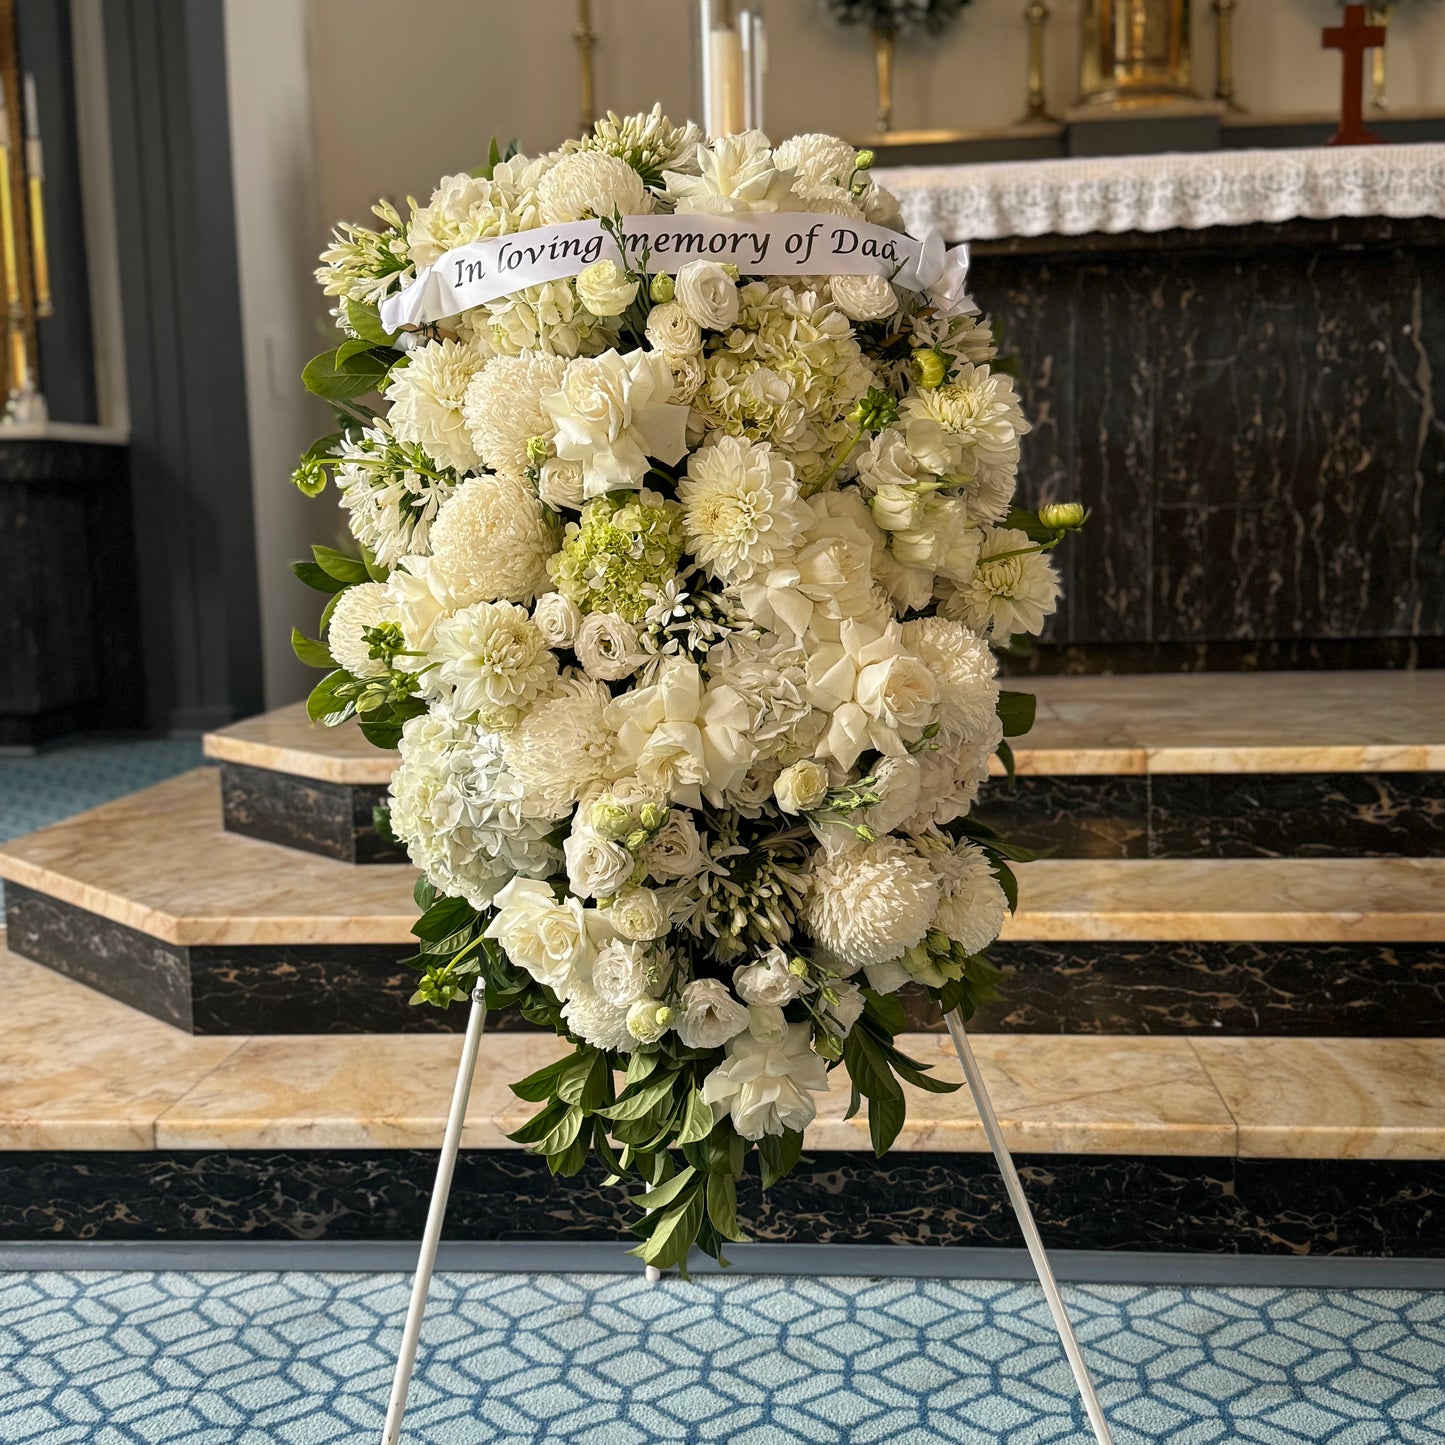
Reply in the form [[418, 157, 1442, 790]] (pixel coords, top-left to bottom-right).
[[707, 24, 745, 137]]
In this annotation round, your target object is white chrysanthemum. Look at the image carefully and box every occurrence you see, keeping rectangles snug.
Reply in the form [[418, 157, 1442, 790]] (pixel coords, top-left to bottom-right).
[[407, 158, 545, 268], [387, 338, 487, 476], [700, 1023, 828, 1140], [428, 474, 558, 606], [431, 601, 558, 727], [679, 436, 807, 584], [664, 131, 797, 214], [562, 980, 637, 1052], [503, 676, 617, 809], [802, 837, 941, 970], [326, 581, 396, 680], [900, 615, 1000, 742], [462, 352, 566, 482], [942, 526, 1062, 641], [481, 280, 616, 359], [538, 150, 653, 224], [899, 364, 1030, 524], [927, 839, 1009, 957]]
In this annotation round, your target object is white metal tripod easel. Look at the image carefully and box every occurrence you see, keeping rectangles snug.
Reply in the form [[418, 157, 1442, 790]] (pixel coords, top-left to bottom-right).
[[379, 994, 1115, 1445]]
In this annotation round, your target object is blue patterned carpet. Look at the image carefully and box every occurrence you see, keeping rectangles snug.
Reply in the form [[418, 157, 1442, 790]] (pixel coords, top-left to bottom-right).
[[3, 1270, 1443, 1444]]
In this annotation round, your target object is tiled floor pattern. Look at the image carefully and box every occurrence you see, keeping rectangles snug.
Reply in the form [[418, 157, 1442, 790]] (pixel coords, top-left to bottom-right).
[[1, 1270, 1443, 1444]]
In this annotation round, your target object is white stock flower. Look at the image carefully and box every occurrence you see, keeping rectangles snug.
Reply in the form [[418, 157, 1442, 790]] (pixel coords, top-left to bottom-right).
[[829, 274, 899, 322], [564, 827, 634, 899], [644, 301, 702, 356], [575, 259, 640, 318], [606, 658, 755, 807], [926, 838, 1009, 957], [428, 474, 559, 606], [700, 1023, 828, 1141], [503, 676, 617, 810], [803, 837, 941, 971], [484, 877, 597, 998], [640, 808, 707, 882], [665, 131, 797, 214], [607, 886, 668, 942], [543, 349, 690, 496], [900, 616, 999, 743], [532, 592, 582, 649], [538, 150, 652, 225], [734, 947, 809, 1006], [675, 978, 749, 1050], [592, 938, 653, 1006], [431, 601, 558, 726], [773, 759, 830, 815], [943, 526, 1062, 641], [387, 338, 487, 476], [575, 612, 642, 681], [462, 352, 566, 482], [679, 435, 806, 584], [326, 582, 396, 680], [673, 261, 740, 330], [562, 981, 636, 1052]]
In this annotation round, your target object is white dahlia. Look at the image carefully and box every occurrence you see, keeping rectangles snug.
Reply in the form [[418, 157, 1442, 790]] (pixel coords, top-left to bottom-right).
[[942, 526, 1062, 642], [503, 676, 617, 810], [461, 352, 567, 482], [679, 435, 807, 584], [326, 581, 396, 680], [387, 338, 487, 476], [430, 601, 558, 727], [427, 474, 558, 606], [802, 837, 941, 971], [699, 1023, 829, 1141]]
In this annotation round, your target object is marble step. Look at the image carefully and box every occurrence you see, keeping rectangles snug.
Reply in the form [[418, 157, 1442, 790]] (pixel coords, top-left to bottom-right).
[[2, 768, 1444, 1038], [3, 946, 1442, 1256], [206, 671, 1445, 864]]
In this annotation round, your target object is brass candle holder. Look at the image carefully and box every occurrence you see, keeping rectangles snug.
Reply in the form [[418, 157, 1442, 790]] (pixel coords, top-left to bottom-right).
[[1366, 2, 1393, 110], [0, 74, 42, 423], [1019, 1, 1059, 124], [1212, 0, 1244, 111], [574, 0, 597, 137]]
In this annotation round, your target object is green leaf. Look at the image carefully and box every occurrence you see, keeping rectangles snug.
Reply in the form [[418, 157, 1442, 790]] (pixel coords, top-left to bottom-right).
[[1004, 504, 1056, 544], [675, 1088, 715, 1147], [843, 1028, 904, 1105], [511, 1053, 578, 1104], [600, 1075, 677, 1123], [312, 545, 370, 586], [358, 717, 405, 750], [635, 1183, 705, 1270], [549, 1125, 591, 1176], [626, 1050, 662, 1086], [302, 345, 397, 401], [868, 1090, 907, 1156], [537, 1105, 584, 1157], [412, 894, 478, 942], [997, 690, 1037, 738], [290, 627, 334, 669], [335, 336, 380, 365], [865, 990, 907, 1037], [995, 739, 1016, 778], [291, 559, 348, 594], [632, 1165, 697, 1214], [888, 1049, 963, 1095], [706, 1174, 744, 1243], [414, 876, 437, 911], [994, 859, 1019, 913], [756, 1129, 804, 1189], [345, 297, 398, 347], [306, 669, 356, 726], [507, 1100, 570, 1146]]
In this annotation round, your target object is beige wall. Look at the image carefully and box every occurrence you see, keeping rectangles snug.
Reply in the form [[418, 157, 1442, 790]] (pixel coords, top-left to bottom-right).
[[307, 0, 1445, 228]]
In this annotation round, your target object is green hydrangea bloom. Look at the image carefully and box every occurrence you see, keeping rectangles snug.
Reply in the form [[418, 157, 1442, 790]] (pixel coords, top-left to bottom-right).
[[550, 492, 686, 622]]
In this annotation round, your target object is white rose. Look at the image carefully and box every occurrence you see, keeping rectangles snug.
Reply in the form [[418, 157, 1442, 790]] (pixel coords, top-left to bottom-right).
[[576, 259, 640, 318], [675, 978, 750, 1050], [773, 759, 830, 815], [869, 483, 925, 534], [564, 829, 634, 898], [673, 260, 739, 330], [532, 592, 582, 649], [627, 997, 675, 1043], [734, 947, 809, 1006], [641, 809, 707, 882], [700, 1023, 829, 1141], [484, 877, 596, 998], [829, 273, 899, 322], [592, 938, 652, 1007], [575, 612, 642, 681], [538, 456, 586, 510], [608, 886, 668, 941], [855, 653, 939, 733], [644, 300, 702, 356]]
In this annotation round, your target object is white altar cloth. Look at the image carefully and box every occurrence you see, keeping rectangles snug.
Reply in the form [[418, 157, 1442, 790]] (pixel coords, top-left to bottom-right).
[[876, 142, 1445, 242]]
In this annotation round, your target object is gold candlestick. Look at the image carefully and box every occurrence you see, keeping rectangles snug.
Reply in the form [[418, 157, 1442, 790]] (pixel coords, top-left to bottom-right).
[[23, 73, 49, 316], [1366, 2, 1392, 110], [0, 87, 29, 407], [1211, 0, 1244, 111], [1019, 2, 1059, 124], [573, 0, 597, 137]]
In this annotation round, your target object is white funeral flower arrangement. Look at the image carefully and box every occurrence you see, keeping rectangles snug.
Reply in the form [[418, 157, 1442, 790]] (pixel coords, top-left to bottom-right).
[[293, 111, 1082, 1270]]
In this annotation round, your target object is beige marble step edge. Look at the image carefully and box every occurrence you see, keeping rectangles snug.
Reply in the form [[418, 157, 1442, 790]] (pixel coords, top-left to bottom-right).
[[206, 674, 1445, 784], [3, 947, 1443, 1161], [3, 770, 1444, 946]]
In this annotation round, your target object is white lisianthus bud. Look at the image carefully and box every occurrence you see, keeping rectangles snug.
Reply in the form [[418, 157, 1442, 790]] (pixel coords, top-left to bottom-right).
[[734, 947, 810, 1006], [773, 759, 830, 815], [675, 978, 750, 1050], [627, 998, 675, 1043], [648, 272, 675, 304], [588, 797, 635, 841], [576, 259, 639, 318], [825, 978, 866, 1036], [746, 1003, 788, 1045], [608, 886, 668, 941], [644, 300, 703, 357], [532, 591, 582, 649], [1039, 501, 1086, 530], [575, 612, 642, 681], [673, 259, 739, 330]]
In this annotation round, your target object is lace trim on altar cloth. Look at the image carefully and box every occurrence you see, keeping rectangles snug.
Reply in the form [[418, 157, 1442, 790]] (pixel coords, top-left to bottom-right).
[[877, 142, 1445, 242]]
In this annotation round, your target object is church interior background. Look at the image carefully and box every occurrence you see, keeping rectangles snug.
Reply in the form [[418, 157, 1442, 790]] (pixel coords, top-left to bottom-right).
[[1, 2, 1443, 1442]]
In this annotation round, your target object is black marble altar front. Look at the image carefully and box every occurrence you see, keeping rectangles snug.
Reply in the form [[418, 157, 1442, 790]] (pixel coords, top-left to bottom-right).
[[219, 760, 404, 864], [969, 216, 1445, 676]]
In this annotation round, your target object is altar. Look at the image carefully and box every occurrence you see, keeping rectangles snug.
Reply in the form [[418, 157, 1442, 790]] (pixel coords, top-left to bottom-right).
[[878, 143, 1445, 674]]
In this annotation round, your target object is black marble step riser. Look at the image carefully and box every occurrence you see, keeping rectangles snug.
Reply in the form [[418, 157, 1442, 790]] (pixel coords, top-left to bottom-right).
[[4, 1149, 1441, 1258], [220, 763, 405, 865], [972, 771, 1445, 859], [10, 885, 1445, 1039]]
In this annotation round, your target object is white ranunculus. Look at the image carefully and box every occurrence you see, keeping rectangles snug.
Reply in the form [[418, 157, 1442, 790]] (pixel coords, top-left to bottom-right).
[[673, 260, 740, 330], [428, 473, 559, 606], [734, 947, 809, 1006], [640, 808, 707, 882], [773, 759, 830, 815], [326, 581, 397, 680], [543, 348, 690, 496], [829, 274, 899, 322], [591, 938, 652, 1006], [675, 978, 750, 1050], [564, 828, 635, 899], [575, 612, 642, 681], [484, 877, 597, 998], [608, 886, 668, 942], [575, 259, 640, 318], [532, 592, 582, 650], [644, 300, 703, 356], [679, 435, 807, 584], [699, 1023, 829, 1141]]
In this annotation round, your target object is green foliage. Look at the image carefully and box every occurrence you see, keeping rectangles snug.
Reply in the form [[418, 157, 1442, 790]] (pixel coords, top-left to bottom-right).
[[290, 628, 333, 670], [302, 343, 403, 402], [996, 690, 1036, 738]]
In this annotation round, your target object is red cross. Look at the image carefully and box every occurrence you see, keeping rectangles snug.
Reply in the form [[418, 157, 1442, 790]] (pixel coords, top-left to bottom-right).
[[1322, 4, 1387, 146]]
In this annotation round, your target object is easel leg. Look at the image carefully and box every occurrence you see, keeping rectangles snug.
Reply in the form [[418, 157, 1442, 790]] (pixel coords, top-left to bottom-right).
[[944, 1010, 1116, 1445], [380, 988, 488, 1445]]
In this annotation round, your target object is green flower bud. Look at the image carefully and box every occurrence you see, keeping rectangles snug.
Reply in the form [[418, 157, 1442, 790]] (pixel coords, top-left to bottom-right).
[[525, 435, 549, 466], [638, 802, 669, 832], [648, 272, 675, 303], [626, 998, 674, 1043], [813, 1030, 844, 1063], [910, 347, 948, 389], [855, 149, 875, 171], [849, 386, 899, 434], [788, 955, 810, 978], [1039, 501, 1087, 530], [589, 799, 634, 841]]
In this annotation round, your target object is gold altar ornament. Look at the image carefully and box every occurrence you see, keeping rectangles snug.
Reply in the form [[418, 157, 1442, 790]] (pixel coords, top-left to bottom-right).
[[1077, 0, 1199, 110], [574, 0, 597, 137], [1366, 3, 1393, 110], [1019, 2, 1058, 124], [1211, 0, 1244, 112]]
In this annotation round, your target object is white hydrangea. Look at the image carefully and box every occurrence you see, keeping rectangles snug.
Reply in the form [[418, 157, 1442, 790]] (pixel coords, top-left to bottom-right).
[[802, 837, 941, 971], [461, 352, 567, 482], [430, 601, 558, 727], [427, 474, 558, 606], [387, 338, 488, 476], [503, 676, 617, 810], [326, 581, 396, 680], [481, 280, 616, 359], [679, 435, 807, 584]]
